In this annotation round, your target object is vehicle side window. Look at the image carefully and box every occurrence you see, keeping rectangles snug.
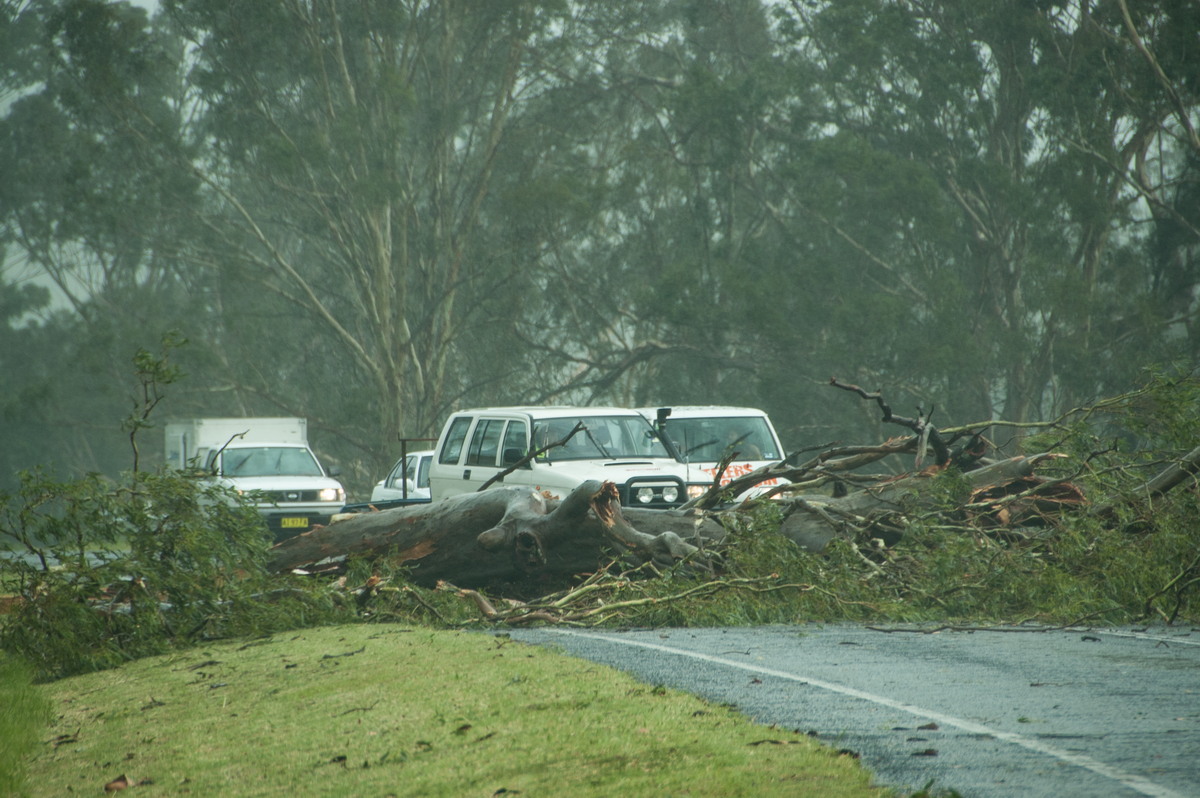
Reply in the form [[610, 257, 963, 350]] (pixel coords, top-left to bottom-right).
[[439, 417, 473, 465], [466, 418, 505, 466], [416, 455, 431, 488], [501, 421, 528, 465]]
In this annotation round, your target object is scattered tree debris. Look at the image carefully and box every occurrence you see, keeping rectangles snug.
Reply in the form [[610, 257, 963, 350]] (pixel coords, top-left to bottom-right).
[[262, 382, 1200, 623]]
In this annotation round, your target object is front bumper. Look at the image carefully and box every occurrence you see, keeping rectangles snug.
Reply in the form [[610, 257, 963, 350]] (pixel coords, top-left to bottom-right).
[[617, 476, 688, 509]]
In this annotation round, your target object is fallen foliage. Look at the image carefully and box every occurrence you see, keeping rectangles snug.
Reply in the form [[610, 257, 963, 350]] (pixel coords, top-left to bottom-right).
[[4, 370, 1199, 681]]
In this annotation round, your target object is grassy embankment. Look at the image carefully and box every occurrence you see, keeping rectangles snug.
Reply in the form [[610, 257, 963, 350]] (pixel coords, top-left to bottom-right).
[[0, 655, 51, 796], [7, 624, 889, 798]]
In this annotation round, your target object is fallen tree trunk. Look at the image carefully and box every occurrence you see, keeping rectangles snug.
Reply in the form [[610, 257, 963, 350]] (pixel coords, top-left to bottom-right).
[[270, 454, 1086, 588], [267, 480, 725, 588], [778, 453, 1084, 551], [1089, 443, 1200, 522], [1139, 444, 1200, 496], [267, 383, 1136, 590]]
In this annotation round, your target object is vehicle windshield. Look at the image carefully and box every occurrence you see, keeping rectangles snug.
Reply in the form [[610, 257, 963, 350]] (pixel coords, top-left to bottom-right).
[[221, 446, 324, 477], [660, 417, 779, 462], [531, 415, 672, 461]]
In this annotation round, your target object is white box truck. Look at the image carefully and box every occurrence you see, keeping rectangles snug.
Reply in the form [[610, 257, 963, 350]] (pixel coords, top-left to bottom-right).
[[164, 417, 346, 541]]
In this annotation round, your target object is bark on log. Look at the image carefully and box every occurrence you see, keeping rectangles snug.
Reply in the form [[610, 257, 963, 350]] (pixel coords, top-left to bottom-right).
[[267, 480, 725, 589]]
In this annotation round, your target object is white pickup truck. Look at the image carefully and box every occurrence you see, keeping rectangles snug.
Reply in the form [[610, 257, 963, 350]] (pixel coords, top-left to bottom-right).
[[428, 406, 697, 509], [640, 406, 789, 501], [164, 417, 346, 541]]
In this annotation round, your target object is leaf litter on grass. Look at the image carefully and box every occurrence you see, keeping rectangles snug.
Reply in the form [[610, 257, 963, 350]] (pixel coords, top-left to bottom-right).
[[26, 624, 889, 797]]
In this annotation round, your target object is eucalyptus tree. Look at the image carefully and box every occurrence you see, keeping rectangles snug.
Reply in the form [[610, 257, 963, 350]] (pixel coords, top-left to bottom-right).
[[1, 0, 198, 313], [758, 0, 1200, 442], [7, 0, 1196, 483], [498, 0, 799, 411], [2, 0, 590, 482], [0, 0, 205, 478], [154, 0, 607, 470], [1108, 0, 1200, 361], [8, 0, 781, 481], [600, 0, 787, 406]]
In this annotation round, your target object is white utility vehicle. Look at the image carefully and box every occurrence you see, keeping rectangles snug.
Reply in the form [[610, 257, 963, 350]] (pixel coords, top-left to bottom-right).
[[164, 417, 346, 541], [640, 406, 788, 501], [370, 449, 434, 503], [428, 407, 697, 509]]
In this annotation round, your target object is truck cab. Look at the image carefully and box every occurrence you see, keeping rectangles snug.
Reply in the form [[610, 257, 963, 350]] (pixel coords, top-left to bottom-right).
[[205, 442, 346, 541], [165, 417, 345, 542], [428, 407, 697, 509], [640, 406, 788, 502]]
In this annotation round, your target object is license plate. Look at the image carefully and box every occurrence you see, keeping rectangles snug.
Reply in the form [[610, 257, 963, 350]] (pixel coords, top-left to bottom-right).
[[280, 517, 309, 529]]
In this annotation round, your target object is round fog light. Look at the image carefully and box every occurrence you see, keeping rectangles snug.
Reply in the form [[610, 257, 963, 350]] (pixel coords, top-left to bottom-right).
[[636, 487, 655, 504], [662, 486, 679, 503]]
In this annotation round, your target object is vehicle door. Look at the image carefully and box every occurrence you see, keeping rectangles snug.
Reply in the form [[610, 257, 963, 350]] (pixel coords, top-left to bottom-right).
[[430, 415, 474, 499], [459, 416, 529, 493]]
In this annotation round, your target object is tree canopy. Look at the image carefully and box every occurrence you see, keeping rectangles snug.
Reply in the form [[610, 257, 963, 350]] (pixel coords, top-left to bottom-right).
[[2, 0, 1196, 494]]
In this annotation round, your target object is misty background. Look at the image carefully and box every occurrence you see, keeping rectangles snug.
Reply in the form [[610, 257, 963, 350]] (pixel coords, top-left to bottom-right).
[[1, 0, 1197, 500]]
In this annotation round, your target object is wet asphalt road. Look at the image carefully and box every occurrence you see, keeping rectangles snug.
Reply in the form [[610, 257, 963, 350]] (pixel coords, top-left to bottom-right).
[[504, 624, 1200, 797]]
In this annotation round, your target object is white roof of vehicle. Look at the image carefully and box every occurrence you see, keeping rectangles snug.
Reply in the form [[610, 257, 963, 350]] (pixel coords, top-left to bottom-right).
[[638, 406, 773, 418], [452, 406, 652, 419]]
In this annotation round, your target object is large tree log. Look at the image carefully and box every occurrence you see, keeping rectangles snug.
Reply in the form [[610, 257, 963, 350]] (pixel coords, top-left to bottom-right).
[[267, 480, 725, 588], [268, 438, 1096, 590]]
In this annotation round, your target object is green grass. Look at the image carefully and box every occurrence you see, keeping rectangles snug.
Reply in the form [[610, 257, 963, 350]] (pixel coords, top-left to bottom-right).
[[19, 624, 889, 797], [1, 654, 51, 797]]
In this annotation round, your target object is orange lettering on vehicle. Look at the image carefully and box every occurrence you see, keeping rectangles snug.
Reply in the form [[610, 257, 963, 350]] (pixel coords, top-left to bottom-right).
[[700, 463, 780, 486]]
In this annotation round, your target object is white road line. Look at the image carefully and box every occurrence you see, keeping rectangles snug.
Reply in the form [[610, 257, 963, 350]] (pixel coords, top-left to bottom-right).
[[545, 628, 1186, 798], [1076, 629, 1200, 647]]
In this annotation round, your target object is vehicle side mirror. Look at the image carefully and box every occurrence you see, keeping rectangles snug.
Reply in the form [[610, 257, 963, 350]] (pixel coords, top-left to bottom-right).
[[328, 465, 343, 477], [502, 447, 524, 466]]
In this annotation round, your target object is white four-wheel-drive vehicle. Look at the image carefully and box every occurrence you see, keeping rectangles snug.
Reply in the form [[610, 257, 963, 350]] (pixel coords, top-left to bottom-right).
[[428, 407, 698, 509], [164, 417, 346, 541], [640, 406, 788, 501], [370, 449, 434, 504]]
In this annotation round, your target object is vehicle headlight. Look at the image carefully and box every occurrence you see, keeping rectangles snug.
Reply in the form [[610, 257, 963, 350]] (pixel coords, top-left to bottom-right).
[[661, 486, 679, 503], [636, 487, 655, 504], [687, 485, 707, 499], [319, 488, 344, 502]]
